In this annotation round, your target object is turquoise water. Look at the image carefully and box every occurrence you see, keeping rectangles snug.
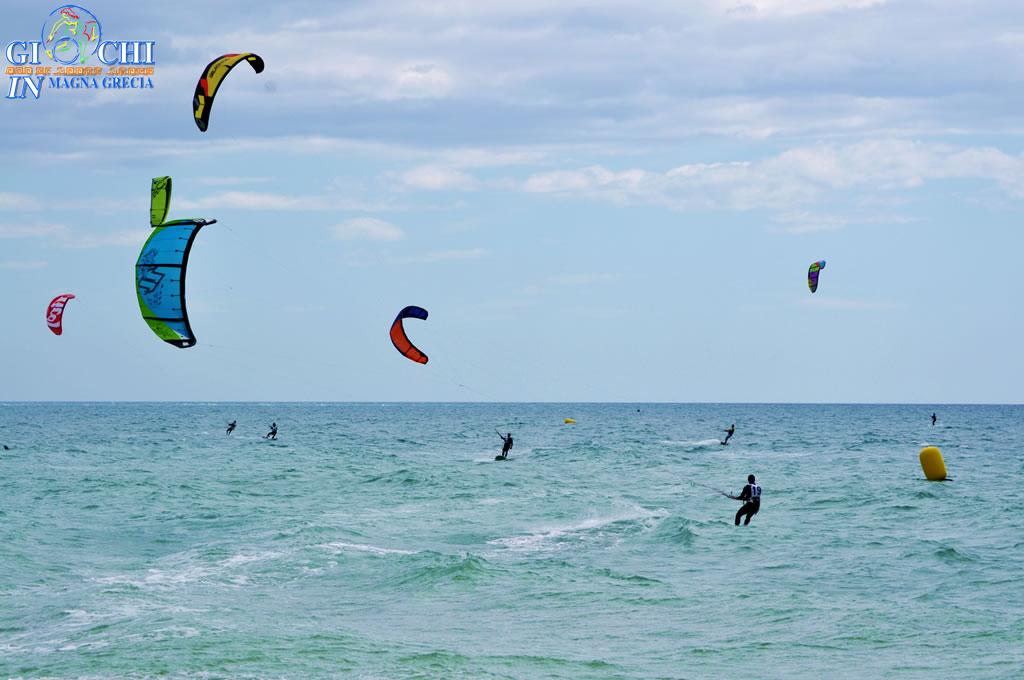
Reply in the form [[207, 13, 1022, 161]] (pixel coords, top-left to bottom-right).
[[1, 403, 1022, 678]]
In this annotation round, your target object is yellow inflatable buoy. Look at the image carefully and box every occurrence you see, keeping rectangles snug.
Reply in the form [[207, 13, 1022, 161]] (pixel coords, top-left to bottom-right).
[[919, 446, 948, 481], [564, 418, 576, 425]]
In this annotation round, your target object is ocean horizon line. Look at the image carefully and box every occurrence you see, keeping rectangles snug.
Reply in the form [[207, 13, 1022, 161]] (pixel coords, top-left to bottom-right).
[[1, 400, 1021, 406]]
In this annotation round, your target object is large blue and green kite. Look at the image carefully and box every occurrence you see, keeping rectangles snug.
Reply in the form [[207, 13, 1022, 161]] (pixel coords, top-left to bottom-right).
[[135, 176, 216, 348]]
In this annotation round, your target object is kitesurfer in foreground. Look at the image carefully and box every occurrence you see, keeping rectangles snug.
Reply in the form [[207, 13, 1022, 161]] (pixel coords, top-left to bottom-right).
[[721, 424, 736, 445], [497, 431, 513, 460], [226, 420, 237, 435], [732, 474, 761, 526], [265, 422, 278, 440]]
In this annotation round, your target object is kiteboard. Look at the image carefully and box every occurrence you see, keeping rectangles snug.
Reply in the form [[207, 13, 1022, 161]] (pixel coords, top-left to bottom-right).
[[720, 441, 728, 446], [495, 455, 508, 461]]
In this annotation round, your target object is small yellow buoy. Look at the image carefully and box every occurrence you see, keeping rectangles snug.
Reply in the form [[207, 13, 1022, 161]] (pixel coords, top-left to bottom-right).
[[564, 418, 576, 425], [919, 446, 948, 481]]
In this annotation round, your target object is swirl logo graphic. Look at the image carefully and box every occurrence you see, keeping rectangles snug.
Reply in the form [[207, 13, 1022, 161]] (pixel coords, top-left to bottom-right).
[[42, 5, 101, 65]]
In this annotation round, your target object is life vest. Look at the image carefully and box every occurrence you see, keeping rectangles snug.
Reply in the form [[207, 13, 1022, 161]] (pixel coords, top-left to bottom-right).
[[748, 484, 761, 503]]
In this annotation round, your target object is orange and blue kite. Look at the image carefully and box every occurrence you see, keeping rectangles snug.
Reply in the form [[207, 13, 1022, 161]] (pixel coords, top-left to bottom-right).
[[390, 306, 429, 364]]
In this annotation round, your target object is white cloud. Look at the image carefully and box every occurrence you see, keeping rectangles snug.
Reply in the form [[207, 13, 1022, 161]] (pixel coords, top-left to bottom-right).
[[178, 191, 319, 211], [0, 193, 41, 210], [63, 230, 141, 249], [712, 0, 887, 18], [520, 140, 1024, 212], [23, 135, 404, 165], [20, 134, 567, 170], [0, 223, 66, 238], [400, 165, 479, 190], [6, 0, 1021, 160], [0, 222, 138, 248], [167, 27, 457, 104], [178, 191, 403, 212], [389, 63, 454, 99], [388, 147, 564, 193], [438, 148, 549, 168], [332, 217, 406, 241], [523, 166, 654, 201]]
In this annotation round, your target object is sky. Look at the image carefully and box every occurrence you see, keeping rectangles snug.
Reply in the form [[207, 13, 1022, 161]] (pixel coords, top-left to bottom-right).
[[1, 0, 1023, 402]]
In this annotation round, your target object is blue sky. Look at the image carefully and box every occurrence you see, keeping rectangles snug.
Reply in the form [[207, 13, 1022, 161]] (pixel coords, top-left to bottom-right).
[[1, 0, 1022, 402]]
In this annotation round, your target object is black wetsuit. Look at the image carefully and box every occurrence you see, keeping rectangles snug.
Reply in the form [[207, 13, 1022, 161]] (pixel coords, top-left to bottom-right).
[[266, 424, 277, 440], [722, 427, 735, 445], [500, 435, 513, 459], [734, 483, 761, 526], [931, 414, 937, 426], [226, 421, 236, 435]]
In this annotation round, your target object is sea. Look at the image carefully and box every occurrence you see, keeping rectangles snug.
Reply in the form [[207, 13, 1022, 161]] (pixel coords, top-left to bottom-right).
[[1, 402, 1022, 679]]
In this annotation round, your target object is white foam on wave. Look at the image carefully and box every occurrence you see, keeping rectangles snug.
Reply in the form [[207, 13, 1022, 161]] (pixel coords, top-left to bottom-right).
[[472, 450, 507, 462], [93, 549, 285, 590], [220, 550, 284, 568], [147, 625, 202, 640], [320, 541, 416, 556], [662, 438, 721, 448], [489, 505, 669, 552], [472, 446, 532, 462], [57, 639, 112, 652], [53, 625, 199, 654], [53, 601, 206, 642], [94, 565, 214, 589]]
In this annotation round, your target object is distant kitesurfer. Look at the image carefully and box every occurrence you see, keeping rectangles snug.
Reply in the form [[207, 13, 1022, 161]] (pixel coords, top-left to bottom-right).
[[721, 423, 736, 445], [931, 413, 937, 426], [731, 474, 761, 526], [2, 445, 8, 450], [497, 431, 513, 459], [226, 420, 237, 435], [265, 422, 278, 440]]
